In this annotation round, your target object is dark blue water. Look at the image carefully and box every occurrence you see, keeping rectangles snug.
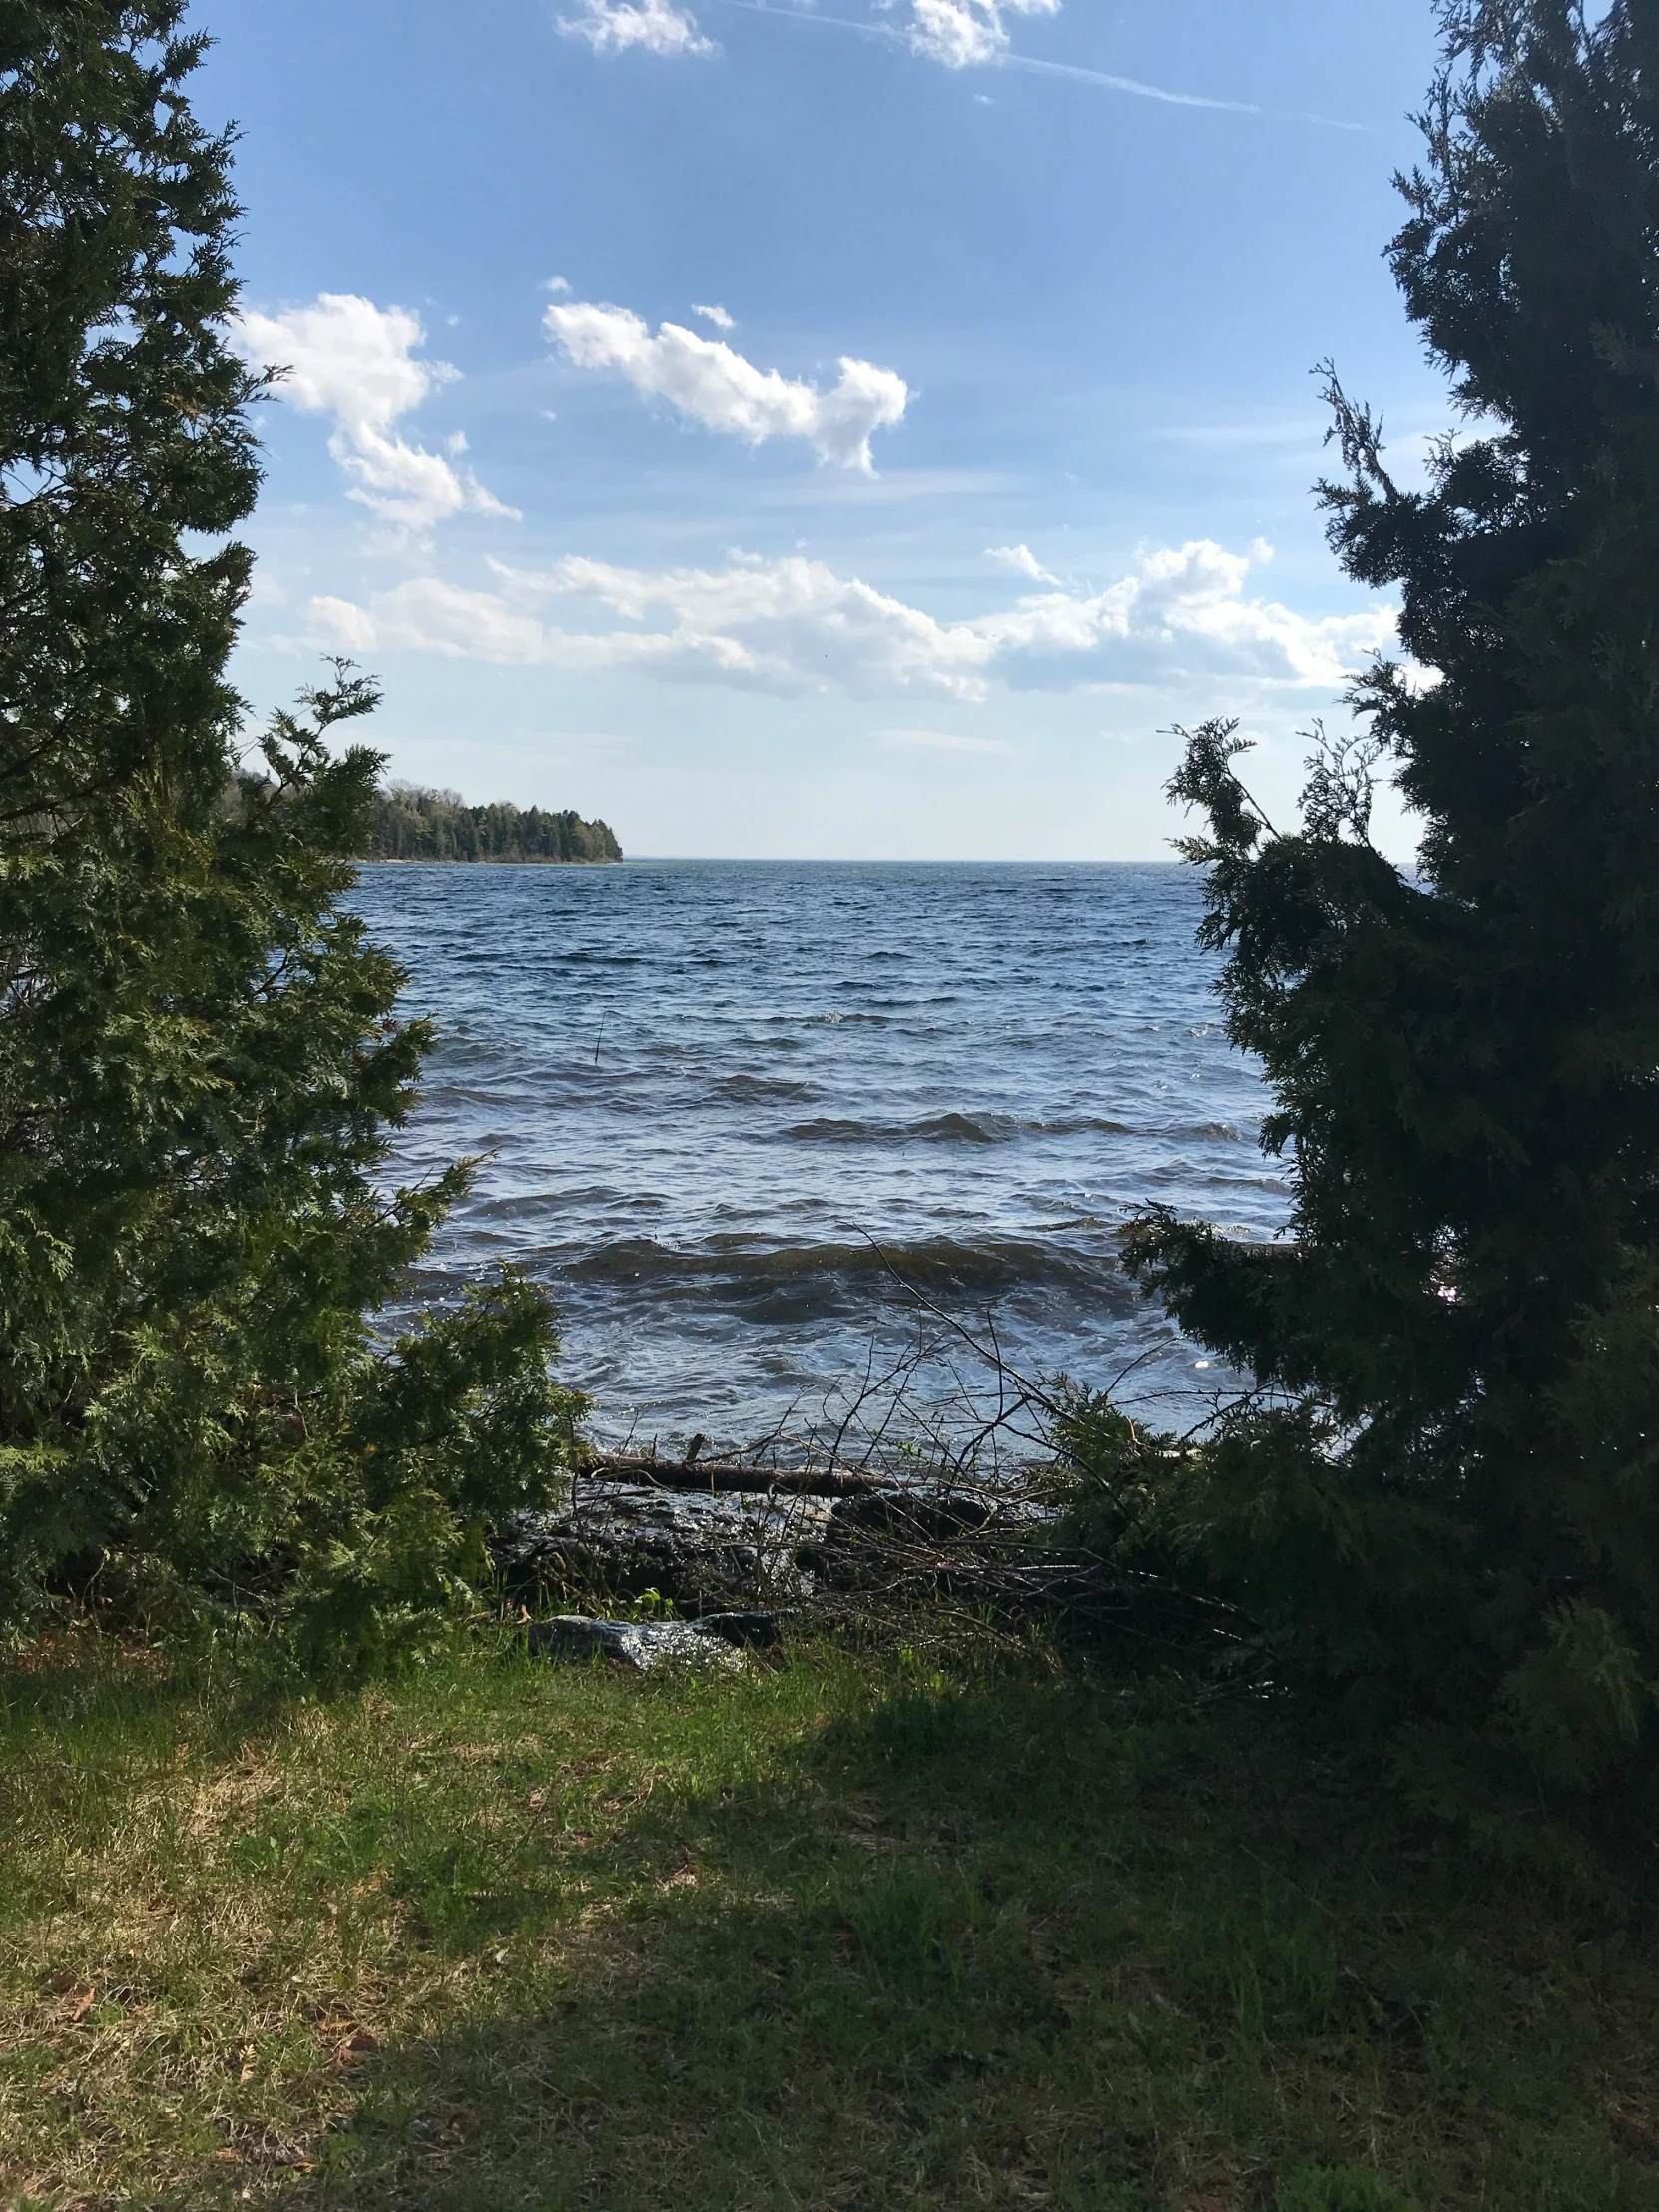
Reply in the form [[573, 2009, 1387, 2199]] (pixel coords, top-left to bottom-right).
[[348, 862, 1291, 1444]]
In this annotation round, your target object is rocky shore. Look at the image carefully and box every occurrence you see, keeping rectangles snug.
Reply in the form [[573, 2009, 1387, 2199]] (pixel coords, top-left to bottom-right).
[[490, 1453, 1213, 1663]]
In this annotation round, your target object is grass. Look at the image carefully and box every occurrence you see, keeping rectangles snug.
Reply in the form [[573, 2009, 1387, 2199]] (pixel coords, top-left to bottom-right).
[[0, 1623, 1655, 2210]]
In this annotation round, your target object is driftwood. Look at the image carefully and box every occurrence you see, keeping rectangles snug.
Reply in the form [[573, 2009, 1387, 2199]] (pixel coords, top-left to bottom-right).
[[582, 1453, 883, 1499]]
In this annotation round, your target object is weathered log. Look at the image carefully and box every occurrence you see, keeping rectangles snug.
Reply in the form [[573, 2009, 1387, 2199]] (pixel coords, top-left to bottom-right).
[[581, 1454, 884, 1498]]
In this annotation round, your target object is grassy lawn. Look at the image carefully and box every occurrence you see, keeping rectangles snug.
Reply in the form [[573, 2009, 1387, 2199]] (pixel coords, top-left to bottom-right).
[[1, 1627, 1655, 2211]]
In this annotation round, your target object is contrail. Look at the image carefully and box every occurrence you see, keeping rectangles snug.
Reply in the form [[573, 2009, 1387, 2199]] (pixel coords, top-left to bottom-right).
[[705, 0, 1370, 131], [990, 49, 1258, 113], [1000, 53, 1372, 130]]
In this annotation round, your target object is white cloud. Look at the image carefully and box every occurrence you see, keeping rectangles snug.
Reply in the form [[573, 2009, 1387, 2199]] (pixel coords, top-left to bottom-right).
[[232, 293, 516, 534], [545, 275, 573, 295], [905, 0, 1060, 69], [309, 579, 548, 664], [557, 0, 714, 56], [300, 538, 1396, 704], [690, 302, 735, 331], [985, 542, 1059, 584], [545, 300, 910, 473]]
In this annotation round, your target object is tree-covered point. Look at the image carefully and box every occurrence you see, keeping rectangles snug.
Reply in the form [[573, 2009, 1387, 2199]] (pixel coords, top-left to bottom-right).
[[366, 783, 622, 864]]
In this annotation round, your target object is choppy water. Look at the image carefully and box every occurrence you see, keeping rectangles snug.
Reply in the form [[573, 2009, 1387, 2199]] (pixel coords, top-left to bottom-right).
[[347, 862, 1291, 1444]]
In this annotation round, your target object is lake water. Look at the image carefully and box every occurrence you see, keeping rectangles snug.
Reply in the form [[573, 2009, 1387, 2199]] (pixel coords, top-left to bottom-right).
[[348, 861, 1291, 1449]]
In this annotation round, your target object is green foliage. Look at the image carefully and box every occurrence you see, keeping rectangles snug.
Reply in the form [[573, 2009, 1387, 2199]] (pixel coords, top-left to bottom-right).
[[366, 781, 622, 863], [1092, 0, 1659, 1808], [1275, 2168, 1418, 2212], [0, 5, 583, 1655], [0, 0, 261, 830]]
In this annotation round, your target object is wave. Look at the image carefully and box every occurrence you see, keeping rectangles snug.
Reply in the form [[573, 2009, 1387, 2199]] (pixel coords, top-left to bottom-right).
[[715, 1073, 816, 1103], [558, 1231, 1131, 1307], [471, 1185, 635, 1219], [1025, 1116, 1134, 1138], [780, 1110, 1228, 1146], [785, 1110, 1012, 1146]]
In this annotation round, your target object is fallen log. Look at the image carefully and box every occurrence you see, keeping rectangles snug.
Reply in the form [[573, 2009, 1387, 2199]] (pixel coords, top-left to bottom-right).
[[581, 1453, 884, 1499]]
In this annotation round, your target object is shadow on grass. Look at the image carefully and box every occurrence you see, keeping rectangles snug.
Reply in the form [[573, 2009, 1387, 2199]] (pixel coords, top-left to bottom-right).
[[4, 1638, 1657, 2212]]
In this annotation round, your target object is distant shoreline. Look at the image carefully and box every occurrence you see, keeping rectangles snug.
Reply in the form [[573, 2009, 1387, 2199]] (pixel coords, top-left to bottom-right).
[[360, 853, 1197, 867], [357, 855, 623, 866], [367, 787, 622, 865]]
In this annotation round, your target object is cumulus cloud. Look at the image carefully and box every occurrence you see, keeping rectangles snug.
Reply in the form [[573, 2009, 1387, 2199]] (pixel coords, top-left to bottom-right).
[[557, 0, 713, 56], [546, 300, 910, 473], [232, 293, 515, 534], [905, 0, 1060, 68], [545, 300, 909, 472], [690, 301, 735, 330], [301, 538, 1395, 703], [985, 542, 1059, 585]]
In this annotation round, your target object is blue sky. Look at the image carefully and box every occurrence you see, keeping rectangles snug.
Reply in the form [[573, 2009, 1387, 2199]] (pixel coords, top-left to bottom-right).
[[201, 0, 1449, 859]]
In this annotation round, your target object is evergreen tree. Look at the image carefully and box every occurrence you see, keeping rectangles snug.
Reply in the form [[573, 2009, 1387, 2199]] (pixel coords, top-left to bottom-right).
[[1091, 0, 1659, 1804], [0, 2, 581, 1656]]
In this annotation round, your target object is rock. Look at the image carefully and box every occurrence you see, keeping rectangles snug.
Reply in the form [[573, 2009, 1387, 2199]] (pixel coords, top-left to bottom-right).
[[694, 1609, 783, 1649], [497, 1477, 1057, 1614], [826, 1488, 1000, 1542], [497, 1485, 833, 1612], [526, 1614, 754, 1672]]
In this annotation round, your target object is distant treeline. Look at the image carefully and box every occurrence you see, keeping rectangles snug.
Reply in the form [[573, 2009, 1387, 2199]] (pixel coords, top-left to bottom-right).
[[366, 784, 623, 864]]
